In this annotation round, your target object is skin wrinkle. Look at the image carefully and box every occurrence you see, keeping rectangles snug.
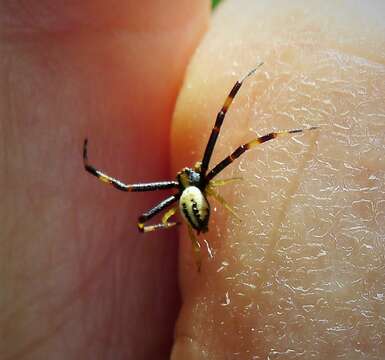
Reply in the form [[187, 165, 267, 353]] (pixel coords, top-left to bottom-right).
[[256, 133, 320, 293], [172, 1, 385, 359]]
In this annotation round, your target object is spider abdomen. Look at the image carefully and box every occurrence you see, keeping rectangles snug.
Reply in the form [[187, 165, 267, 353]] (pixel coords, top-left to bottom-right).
[[179, 186, 210, 233]]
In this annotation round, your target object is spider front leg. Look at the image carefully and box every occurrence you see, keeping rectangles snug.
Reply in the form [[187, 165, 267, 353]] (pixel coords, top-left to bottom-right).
[[200, 62, 264, 178], [137, 195, 179, 232], [206, 126, 319, 181], [83, 139, 179, 192]]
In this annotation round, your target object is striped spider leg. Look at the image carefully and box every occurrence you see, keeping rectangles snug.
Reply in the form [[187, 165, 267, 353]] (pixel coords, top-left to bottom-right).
[[206, 127, 319, 182], [83, 139, 180, 232], [199, 62, 264, 181]]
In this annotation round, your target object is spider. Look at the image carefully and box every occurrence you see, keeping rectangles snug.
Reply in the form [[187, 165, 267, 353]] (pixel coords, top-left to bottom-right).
[[83, 63, 318, 270]]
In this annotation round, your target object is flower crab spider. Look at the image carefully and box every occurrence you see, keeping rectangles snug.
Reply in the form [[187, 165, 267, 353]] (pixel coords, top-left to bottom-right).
[[83, 63, 318, 270]]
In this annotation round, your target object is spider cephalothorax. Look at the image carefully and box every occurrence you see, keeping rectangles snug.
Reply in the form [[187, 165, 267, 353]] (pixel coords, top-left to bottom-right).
[[177, 162, 202, 189], [83, 62, 318, 270]]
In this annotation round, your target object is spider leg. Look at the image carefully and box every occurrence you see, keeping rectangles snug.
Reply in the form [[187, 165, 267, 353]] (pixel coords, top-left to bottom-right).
[[206, 185, 242, 222], [209, 177, 243, 187], [138, 206, 179, 233], [137, 195, 179, 232], [206, 126, 319, 181], [200, 62, 264, 178], [187, 224, 202, 272], [83, 139, 178, 192]]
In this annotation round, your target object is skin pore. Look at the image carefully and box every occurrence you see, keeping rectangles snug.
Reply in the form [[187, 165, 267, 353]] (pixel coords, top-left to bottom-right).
[[0, 1, 384, 359]]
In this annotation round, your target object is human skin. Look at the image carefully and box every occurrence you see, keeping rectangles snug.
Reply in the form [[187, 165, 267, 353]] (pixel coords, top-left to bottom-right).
[[0, 1, 209, 359], [1, 1, 384, 360], [171, 0, 385, 359]]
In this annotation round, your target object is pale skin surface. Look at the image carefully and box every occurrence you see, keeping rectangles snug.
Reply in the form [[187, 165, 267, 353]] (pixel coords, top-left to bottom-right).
[[172, 1, 385, 359], [0, 1, 209, 359]]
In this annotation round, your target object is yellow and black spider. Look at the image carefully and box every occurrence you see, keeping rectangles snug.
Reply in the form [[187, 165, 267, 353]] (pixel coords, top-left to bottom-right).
[[83, 63, 317, 269]]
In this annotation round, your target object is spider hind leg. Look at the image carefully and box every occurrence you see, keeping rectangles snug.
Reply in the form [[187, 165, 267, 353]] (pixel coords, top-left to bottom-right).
[[138, 206, 179, 233], [187, 225, 202, 272], [137, 195, 179, 232]]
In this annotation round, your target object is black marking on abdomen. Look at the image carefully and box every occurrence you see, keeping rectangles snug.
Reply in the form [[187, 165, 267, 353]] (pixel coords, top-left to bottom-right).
[[191, 198, 200, 220], [182, 202, 196, 229], [182, 198, 208, 231]]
